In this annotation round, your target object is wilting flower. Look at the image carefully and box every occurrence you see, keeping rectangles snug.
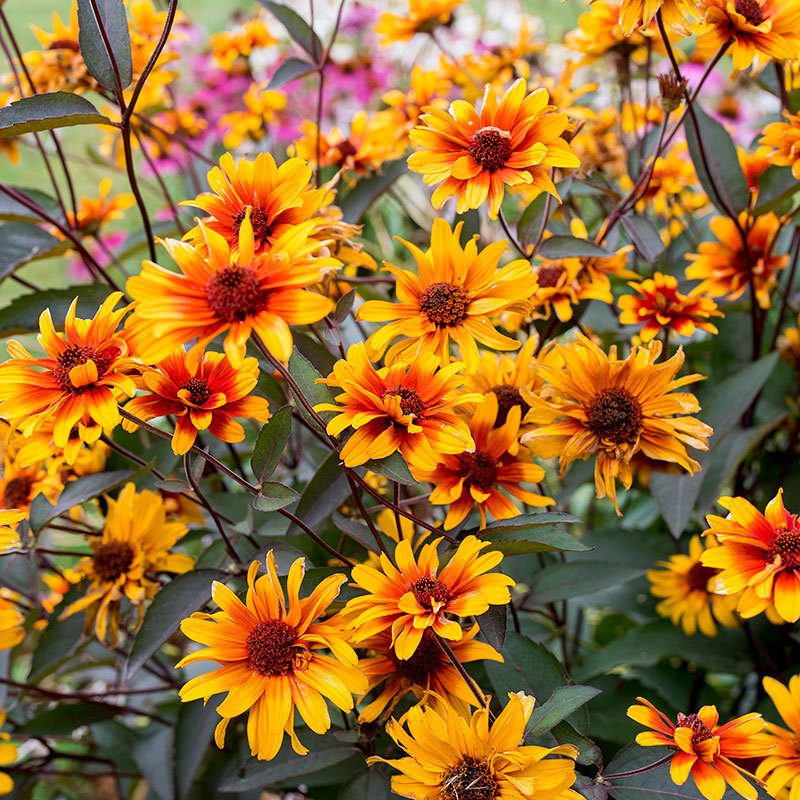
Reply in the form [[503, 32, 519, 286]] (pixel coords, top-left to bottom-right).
[[314, 343, 477, 469], [411, 392, 554, 529], [408, 78, 580, 218], [685, 212, 788, 309], [695, 0, 800, 73], [369, 692, 580, 800], [62, 483, 193, 644], [701, 489, 800, 623], [628, 697, 772, 800], [647, 535, 739, 636], [358, 624, 502, 722], [0, 293, 137, 449], [357, 218, 537, 372], [375, 0, 463, 46], [344, 535, 514, 659], [124, 349, 271, 455], [618, 272, 723, 342], [0, 606, 24, 651], [126, 213, 337, 365], [522, 337, 712, 515], [0, 510, 25, 553], [0, 709, 15, 796], [757, 675, 800, 799], [760, 111, 800, 178], [177, 552, 367, 761], [618, 0, 700, 34]]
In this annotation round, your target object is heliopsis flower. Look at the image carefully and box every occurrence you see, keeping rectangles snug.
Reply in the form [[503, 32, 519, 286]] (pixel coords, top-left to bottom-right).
[[0, 510, 25, 553], [358, 624, 503, 722], [182, 153, 326, 255], [0, 456, 61, 515], [219, 82, 287, 150], [408, 78, 580, 218], [760, 111, 800, 178], [12, 415, 109, 473], [778, 314, 800, 371], [566, 1, 654, 63], [380, 66, 451, 131], [369, 692, 581, 800], [701, 489, 800, 623], [618, 272, 724, 342], [521, 336, 712, 515], [61, 483, 193, 644], [0, 293, 137, 449], [0, 607, 24, 651], [695, 0, 800, 73], [123, 349, 271, 455], [647, 535, 739, 636], [411, 392, 554, 529], [126, 213, 337, 365], [210, 17, 277, 72], [757, 675, 800, 799], [685, 213, 788, 309], [314, 343, 477, 469], [0, 710, 15, 796], [343, 534, 514, 659], [627, 697, 772, 800], [356, 218, 537, 372], [67, 178, 134, 235], [618, 0, 700, 34], [375, 0, 463, 46], [177, 552, 367, 761]]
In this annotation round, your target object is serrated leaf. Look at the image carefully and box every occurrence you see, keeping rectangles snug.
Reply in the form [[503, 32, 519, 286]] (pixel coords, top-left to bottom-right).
[[538, 236, 613, 259], [258, 0, 323, 60], [361, 450, 415, 485], [0, 285, 113, 337], [526, 685, 601, 738], [621, 214, 664, 262], [253, 481, 300, 512], [340, 159, 408, 223], [127, 569, 226, 680], [0, 92, 111, 137], [268, 56, 315, 88], [0, 223, 69, 281], [251, 406, 292, 482], [77, 0, 133, 90]]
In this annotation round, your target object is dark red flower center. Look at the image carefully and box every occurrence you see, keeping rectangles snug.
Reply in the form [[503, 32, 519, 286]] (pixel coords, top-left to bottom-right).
[[769, 527, 800, 570], [48, 38, 80, 52], [492, 383, 529, 427], [419, 281, 470, 327], [92, 541, 135, 583], [457, 450, 499, 493], [394, 632, 445, 683], [587, 388, 643, 444], [206, 265, 268, 322], [382, 385, 425, 417], [441, 758, 498, 800], [246, 619, 298, 675], [52, 344, 113, 393], [2, 476, 34, 509], [468, 126, 513, 172], [537, 265, 563, 288], [677, 712, 715, 745], [735, 0, 764, 24], [686, 563, 719, 593], [182, 378, 211, 406], [412, 575, 450, 609], [334, 139, 359, 162], [232, 205, 275, 249]]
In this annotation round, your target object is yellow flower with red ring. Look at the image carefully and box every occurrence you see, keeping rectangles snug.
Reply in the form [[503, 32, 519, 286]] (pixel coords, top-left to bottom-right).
[[758, 675, 800, 799]]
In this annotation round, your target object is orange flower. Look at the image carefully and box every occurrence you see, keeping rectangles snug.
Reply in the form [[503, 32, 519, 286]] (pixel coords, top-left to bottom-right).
[[695, 0, 800, 73], [126, 212, 337, 365], [410, 392, 553, 529], [0, 293, 137, 449], [628, 697, 772, 800], [343, 535, 514, 659], [356, 218, 537, 372], [701, 489, 800, 623], [566, 1, 658, 62], [619, 0, 700, 33], [618, 272, 723, 342], [66, 178, 134, 235], [375, 0, 463, 46], [314, 343, 477, 470], [123, 349, 271, 455], [408, 78, 580, 218], [757, 675, 800, 799], [685, 212, 788, 309], [760, 111, 800, 178]]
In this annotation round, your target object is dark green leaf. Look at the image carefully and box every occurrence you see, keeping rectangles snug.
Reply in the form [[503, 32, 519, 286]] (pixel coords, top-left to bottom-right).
[[253, 481, 300, 512], [0, 187, 62, 222], [340, 159, 408, 223], [527, 685, 601, 737], [334, 289, 356, 324], [753, 166, 800, 215], [361, 450, 415, 485], [477, 604, 506, 651], [482, 527, 591, 557], [0, 92, 111, 138], [482, 511, 582, 531], [133, 727, 174, 800], [155, 478, 191, 493], [649, 470, 704, 540], [174, 701, 219, 799], [251, 407, 293, 482], [29, 586, 85, 679], [538, 236, 613, 259], [258, 1, 323, 60], [77, 0, 133, 90], [552, 721, 603, 767], [527, 562, 642, 605], [287, 346, 335, 423], [339, 768, 393, 799], [332, 511, 380, 552], [19, 703, 120, 735], [0, 223, 69, 281], [574, 773, 609, 800], [684, 104, 749, 214], [268, 56, 315, 88], [486, 632, 567, 704], [288, 449, 350, 531], [621, 214, 664, 262], [127, 569, 226, 679], [518, 193, 548, 248]]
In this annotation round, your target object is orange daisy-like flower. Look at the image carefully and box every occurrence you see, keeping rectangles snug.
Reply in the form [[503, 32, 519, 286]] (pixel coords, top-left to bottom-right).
[[126, 212, 337, 365], [177, 552, 367, 761], [685, 212, 788, 309], [521, 336, 712, 515], [343, 535, 514, 659], [619, 0, 700, 34], [314, 343, 477, 470], [411, 392, 554, 530], [0, 293, 137, 450], [760, 111, 800, 178], [618, 272, 724, 342], [695, 0, 800, 73], [67, 178, 134, 235], [408, 78, 580, 219], [123, 349, 271, 455], [357, 625, 503, 723], [757, 675, 800, 799], [701, 489, 800, 623], [0, 509, 26, 554], [182, 153, 326, 255], [375, 0, 464, 46], [627, 697, 772, 800], [356, 218, 537, 372]]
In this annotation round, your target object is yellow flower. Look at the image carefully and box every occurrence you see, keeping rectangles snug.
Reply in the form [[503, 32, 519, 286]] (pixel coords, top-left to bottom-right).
[[566, 1, 657, 63], [219, 82, 287, 150], [758, 675, 800, 799], [369, 691, 581, 800], [0, 607, 24, 652], [0, 710, 16, 796], [760, 111, 800, 178], [177, 552, 367, 761], [67, 178, 134, 235], [210, 17, 277, 72], [0, 456, 62, 514], [375, 0, 464, 46], [618, 0, 700, 34], [0, 510, 25, 553]]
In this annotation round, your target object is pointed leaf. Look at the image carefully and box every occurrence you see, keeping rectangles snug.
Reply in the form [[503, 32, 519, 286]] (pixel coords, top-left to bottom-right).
[[0, 92, 111, 137], [257, 1, 323, 60], [0, 223, 69, 281], [253, 481, 300, 512], [251, 406, 292, 482], [268, 56, 315, 89], [77, 0, 133, 90]]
